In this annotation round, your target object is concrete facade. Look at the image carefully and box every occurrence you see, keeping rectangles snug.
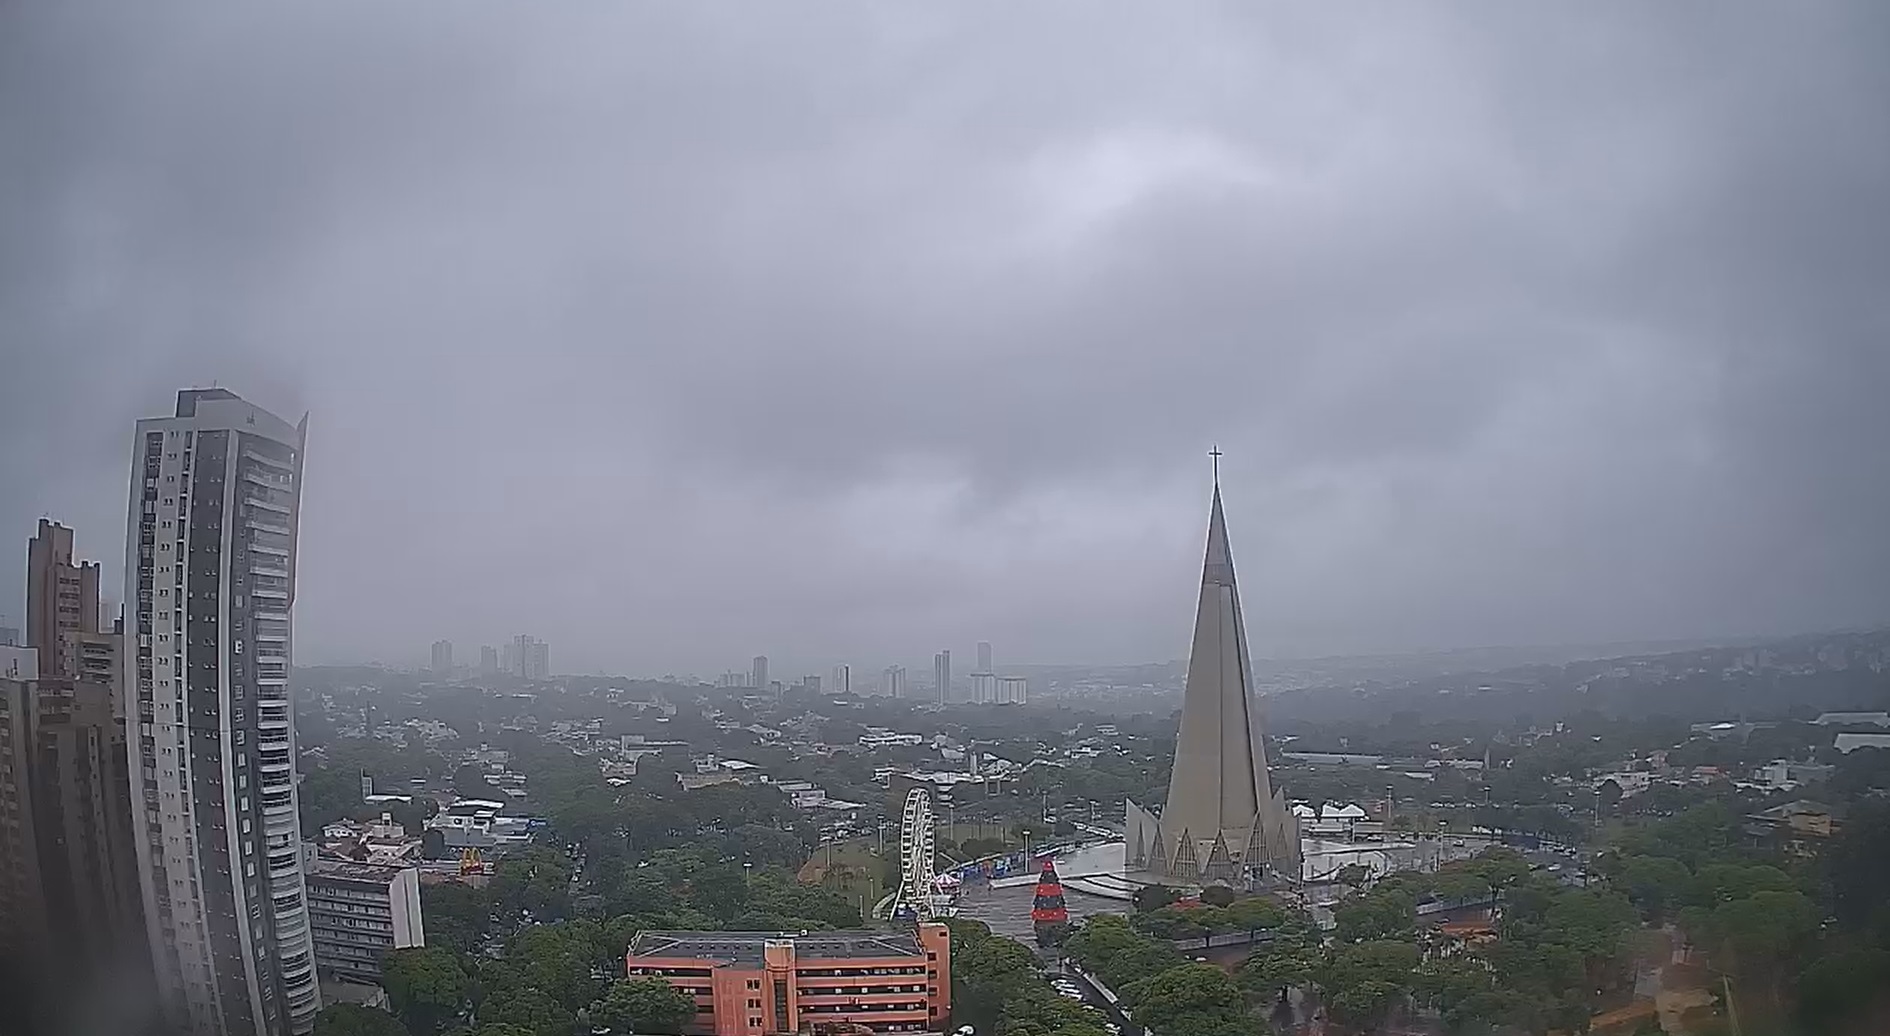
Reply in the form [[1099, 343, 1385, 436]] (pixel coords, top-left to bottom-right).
[[625, 924, 951, 1035], [0, 625, 144, 988], [28, 519, 101, 680], [0, 645, 47, 959], [304, 859, 423, 984], [933, 650, 950, 704], [1125, 484, 1300, 885], [125, 388, 319, 1035], [504, 634, 550, 679]]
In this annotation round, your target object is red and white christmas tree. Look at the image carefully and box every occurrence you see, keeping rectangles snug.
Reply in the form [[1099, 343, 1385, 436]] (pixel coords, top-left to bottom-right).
[[1030, 857, 1069, 934]]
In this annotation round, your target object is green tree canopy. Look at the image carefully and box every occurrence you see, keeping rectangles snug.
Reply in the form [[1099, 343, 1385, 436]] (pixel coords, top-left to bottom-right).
[[1692, 862, 1794, 906], [1824, 798, 1890, 943], [419, 882, 494, 955], [588, 977, 698, 1035], [1221, 896, 1285, 933], [312, 1004, 411, 1036], [381, 947, 470, 1036], [1461, 848, 1533, 898], [1333, 884, 1416, 943], [1702, 889, 1820, 975], [491, 845, 574, 921], [1131, 884, 1180, 913], [1796, 946, 1890, 1034], [1238, 943, 1317, 1003], [475, 984, 568, 1036], [1063, 915, 1186, 991], [687, 863, 751, 922], [1121, 963, 1252, 1036], [1617, 855, 1693, 921], [468, 1025, 536, 1036], [500, 921, 613, 1013]]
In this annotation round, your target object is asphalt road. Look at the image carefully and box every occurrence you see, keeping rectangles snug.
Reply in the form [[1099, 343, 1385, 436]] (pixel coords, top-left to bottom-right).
[[953, 879, 1127, 940]]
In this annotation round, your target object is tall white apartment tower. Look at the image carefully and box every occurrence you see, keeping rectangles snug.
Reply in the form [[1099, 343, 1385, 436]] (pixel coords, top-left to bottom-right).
[[124, 389, 320, 1036]]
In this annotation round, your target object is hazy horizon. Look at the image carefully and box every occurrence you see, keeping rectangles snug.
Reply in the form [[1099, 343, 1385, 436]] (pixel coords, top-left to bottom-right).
[[6, 4, 1888, 674]]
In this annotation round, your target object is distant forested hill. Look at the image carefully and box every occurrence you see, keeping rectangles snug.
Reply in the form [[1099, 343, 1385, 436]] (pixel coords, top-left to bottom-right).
[[1265, 628, 1890, 728]]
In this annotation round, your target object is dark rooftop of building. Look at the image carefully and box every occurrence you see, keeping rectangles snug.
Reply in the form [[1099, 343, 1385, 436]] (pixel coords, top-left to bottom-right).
[[627, 929, 926, 965], [175, 387, 242, 416], [306, 858, 412, 884]]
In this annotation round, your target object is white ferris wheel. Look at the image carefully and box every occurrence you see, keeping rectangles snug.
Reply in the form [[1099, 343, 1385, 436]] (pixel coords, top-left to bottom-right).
[[892, 788, 949, 919]]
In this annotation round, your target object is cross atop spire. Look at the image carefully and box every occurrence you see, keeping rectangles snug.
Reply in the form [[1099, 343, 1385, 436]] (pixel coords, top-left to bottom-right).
[[1209, 444, 1223, 486]]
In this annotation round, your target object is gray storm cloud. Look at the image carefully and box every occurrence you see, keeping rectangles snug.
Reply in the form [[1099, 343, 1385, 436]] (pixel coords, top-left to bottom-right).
[[3, 2, 1887, 674]]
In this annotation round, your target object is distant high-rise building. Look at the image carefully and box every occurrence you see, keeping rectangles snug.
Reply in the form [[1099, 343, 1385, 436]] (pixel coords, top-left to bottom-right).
[[933, 650, 951, 703], [0, 624, 18, 646], [803, 675, 821, 693], [0, 645, 46, 957], [124, 388, 320, 1034], [480, 644, 499, 676], [28, 519, 100, 679], [69, 623, 125, 689], [0, 634, 144, 981], [997, 676, 1028, 705], [970, 641, 996, 705], [430, 639, 453, 674], [831, 663, 852, 696], [881, 665, 907, 699], [507, 635, 549, 680], [752, 655, 769, 692]]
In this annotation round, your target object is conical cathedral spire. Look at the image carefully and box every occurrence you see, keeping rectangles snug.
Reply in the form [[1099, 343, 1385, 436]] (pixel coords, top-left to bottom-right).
[[1203, 483, 1235, 588], [1124, 470, 1300, 886]]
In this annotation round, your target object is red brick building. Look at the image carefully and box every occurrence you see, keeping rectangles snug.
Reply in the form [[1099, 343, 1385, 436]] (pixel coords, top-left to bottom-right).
[[623, 924, 952, 1035]]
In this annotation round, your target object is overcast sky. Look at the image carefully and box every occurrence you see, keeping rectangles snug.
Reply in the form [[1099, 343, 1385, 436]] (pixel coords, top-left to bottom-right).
[[4, 3, 1888, 676]]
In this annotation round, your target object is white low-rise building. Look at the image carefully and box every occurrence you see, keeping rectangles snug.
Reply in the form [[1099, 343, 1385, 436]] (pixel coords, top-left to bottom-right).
[[1598, 771, 1654, 797], [1753, 760, 1836, 790], [1834, 732, 1890, 754], [306, 858, 424, 984], [1813, 711, 1890, 727], [425, 800, 533, 849]]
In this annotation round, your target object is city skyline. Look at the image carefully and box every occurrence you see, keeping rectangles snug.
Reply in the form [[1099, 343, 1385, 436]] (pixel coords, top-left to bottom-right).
[[2, 5, 1887, 1034]]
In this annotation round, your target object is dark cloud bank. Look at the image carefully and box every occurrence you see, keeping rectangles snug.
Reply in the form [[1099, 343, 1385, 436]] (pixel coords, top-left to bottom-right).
[[3, 3, 1887, 675]]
